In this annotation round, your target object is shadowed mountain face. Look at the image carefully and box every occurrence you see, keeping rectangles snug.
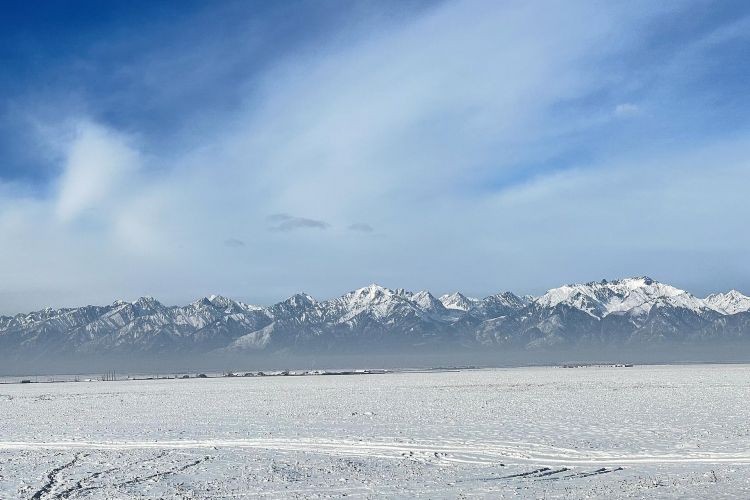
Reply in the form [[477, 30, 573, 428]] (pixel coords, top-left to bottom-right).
[[1, 278, 750, 357]]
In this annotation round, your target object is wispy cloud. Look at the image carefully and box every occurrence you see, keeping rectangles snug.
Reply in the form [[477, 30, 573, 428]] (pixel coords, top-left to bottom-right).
[[55, 122, 140, 222], [267, 213, 329, 232], [348, 223, 374, 233], [614, 103, 641, 118], [224, 238, 245, 248]]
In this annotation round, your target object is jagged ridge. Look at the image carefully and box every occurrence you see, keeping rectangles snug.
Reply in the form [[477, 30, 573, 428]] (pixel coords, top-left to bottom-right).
[[1, 278, 749, 356]]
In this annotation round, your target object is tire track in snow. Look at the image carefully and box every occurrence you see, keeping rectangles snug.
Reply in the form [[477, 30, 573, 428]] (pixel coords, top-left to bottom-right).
[[55, 451, 169, 498], [4, 439, 750, 465], [30, 453, 82, 500], [115, 455, 211, 489]]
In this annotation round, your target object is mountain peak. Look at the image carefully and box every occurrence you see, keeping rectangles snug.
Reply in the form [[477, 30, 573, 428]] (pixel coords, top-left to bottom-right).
[[187, 295, 236, 309], [539, 276, 699, 317], [285, 292, 316, 305], [410, 290, 445, 312], [484, 291, 526, 308], [351, 283, 393, 300], [585, 276, 657, 288], [439, 292, 479, 311], [620, 276, 657, 286], [207, 295, 235, 307], [705, 289, 750, 315], [133, 296, 160, 307], [365, 283, 390, 292]]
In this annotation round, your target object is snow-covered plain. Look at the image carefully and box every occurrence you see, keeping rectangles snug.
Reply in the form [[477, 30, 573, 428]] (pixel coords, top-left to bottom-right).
[[1, 365, 750, 498]]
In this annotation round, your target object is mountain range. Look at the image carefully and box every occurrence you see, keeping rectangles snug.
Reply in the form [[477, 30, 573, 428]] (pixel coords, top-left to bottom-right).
[[2, 277, 750, 357]]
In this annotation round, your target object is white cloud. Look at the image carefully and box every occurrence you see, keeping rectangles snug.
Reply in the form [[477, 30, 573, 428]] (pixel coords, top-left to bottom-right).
[[614, 103, 641, 117], [55, 122, 139, 222]]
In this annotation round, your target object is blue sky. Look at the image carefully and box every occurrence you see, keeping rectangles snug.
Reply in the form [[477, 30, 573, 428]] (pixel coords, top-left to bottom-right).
[[1, 0, 750, 311]]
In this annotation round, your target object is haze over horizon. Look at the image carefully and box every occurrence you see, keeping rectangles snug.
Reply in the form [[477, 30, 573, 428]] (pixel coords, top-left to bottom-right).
[[2, 0, 750, 313]]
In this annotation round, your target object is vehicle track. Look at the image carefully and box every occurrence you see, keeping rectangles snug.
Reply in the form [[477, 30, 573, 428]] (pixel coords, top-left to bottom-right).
[[5, 439, 750, 465], [30, 453, 83, 500]]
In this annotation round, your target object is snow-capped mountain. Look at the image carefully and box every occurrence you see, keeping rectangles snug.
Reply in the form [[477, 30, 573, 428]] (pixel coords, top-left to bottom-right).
[[228, 284, 460, 352], [705, 290, 750, 315], [439, 292, 480, 311], [1, 277, 750, 357], [535, 277, 709, 318]]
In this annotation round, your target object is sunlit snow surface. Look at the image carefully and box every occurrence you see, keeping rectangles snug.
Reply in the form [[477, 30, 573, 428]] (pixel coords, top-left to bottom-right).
[[2, 365, 750, 498]]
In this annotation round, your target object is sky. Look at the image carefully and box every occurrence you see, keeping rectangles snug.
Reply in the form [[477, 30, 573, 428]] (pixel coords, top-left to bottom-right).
[[1, 0, 750, 312]]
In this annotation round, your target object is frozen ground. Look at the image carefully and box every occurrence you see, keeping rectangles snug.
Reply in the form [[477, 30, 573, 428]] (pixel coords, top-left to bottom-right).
[[1, 364, 750, 498]]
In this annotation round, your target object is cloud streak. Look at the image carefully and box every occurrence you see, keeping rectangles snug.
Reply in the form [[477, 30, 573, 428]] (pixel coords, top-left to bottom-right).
[[614, 103, 641, 118], [348, 223, 374, 233], [267, 214, 329, 232], [224, 238, 245, 248]]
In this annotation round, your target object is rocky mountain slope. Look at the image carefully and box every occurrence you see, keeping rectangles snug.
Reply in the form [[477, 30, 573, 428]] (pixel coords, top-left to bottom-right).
[[2, 277, 750, 356]]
